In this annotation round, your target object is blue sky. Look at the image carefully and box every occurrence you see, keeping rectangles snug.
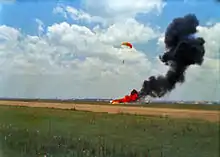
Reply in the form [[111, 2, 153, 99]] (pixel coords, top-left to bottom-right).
[[138, 1, 220, 28], [1, 0, 220, 34]]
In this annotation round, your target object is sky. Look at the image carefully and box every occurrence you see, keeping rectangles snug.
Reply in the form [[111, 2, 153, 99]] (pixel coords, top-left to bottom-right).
[[0, 0, 219, 101]]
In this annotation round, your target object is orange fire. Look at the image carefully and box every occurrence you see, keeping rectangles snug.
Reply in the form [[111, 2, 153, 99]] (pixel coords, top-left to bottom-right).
[[110, 89, 139, 104]]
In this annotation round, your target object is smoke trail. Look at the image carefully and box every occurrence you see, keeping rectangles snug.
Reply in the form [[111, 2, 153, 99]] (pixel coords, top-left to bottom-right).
[[138, 14, 206, 98]]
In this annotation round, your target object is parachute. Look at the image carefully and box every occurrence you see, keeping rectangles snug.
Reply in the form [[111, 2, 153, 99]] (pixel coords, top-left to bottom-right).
[[120, 42, 133, 64], [121, 42, 133, 49]]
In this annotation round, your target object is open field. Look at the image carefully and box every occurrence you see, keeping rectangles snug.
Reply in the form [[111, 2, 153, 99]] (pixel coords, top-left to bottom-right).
[[0, 100, 219, 122], [1, 98, 220, 110], [0, 105, 219, 157]]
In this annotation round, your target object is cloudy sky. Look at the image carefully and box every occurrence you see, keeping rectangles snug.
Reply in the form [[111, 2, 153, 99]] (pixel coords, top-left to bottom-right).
[[0, 0, 219, 101]]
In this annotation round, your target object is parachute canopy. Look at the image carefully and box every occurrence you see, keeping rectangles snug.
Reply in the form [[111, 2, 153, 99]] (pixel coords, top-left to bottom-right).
[[121, 42, 132, 49]]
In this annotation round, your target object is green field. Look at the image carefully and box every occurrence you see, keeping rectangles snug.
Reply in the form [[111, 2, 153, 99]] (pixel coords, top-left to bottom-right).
[[0, 105, 219, 157]]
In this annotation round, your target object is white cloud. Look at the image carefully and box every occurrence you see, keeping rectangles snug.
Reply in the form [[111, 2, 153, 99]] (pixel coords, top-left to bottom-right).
[[35, 18, 44, 35], [53, 5, 104, 24], [82, 0, 166, 19], [53, 5, 67, 18], [0, 17, 156, 99], [54, 0, 165, 25], [0, 25, 20, 40], [95, 18, 160, 45], [52, 4, 161, 46], [197, 24, 220, 59]]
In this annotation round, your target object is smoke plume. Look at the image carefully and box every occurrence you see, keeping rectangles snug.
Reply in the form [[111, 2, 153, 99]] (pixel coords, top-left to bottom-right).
[[138, 14, 206, 99]]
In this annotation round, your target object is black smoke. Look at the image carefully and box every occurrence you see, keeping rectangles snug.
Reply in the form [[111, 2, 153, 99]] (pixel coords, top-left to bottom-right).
[[138, 14, 206, 99]]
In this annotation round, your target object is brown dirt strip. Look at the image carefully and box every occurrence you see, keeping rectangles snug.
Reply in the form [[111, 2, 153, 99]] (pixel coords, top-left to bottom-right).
[[0, 100, 219, 122]]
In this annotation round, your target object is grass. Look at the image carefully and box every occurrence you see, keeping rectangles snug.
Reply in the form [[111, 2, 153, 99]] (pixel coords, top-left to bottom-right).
[[0, 105, 219, 157]]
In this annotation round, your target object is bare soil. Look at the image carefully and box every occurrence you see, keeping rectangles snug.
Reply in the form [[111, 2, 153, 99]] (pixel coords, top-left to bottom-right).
[[0, 100, 219, 122]]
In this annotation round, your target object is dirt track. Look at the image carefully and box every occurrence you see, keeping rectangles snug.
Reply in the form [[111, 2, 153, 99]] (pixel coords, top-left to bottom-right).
[[0, 100, 219, 122]]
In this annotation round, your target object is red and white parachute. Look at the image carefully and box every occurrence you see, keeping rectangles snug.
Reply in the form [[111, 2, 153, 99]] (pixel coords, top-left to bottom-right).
[[121, 42, 133, 49]]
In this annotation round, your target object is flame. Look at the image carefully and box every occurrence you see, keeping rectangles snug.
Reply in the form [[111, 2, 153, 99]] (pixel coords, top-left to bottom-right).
[[110, 89, 139, 104]]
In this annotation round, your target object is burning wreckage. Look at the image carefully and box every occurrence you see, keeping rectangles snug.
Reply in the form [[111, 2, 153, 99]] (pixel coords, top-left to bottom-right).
[[110, 14, 206, 104]]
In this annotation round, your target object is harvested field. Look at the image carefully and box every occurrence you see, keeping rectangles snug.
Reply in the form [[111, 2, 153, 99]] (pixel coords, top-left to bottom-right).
[[0, 100, 219, 122]]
